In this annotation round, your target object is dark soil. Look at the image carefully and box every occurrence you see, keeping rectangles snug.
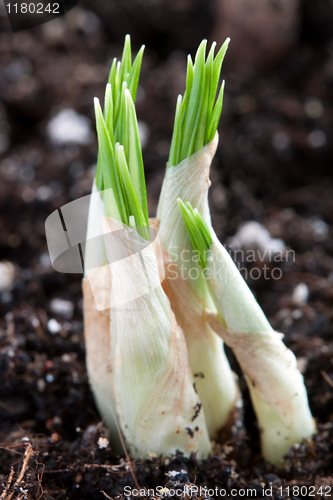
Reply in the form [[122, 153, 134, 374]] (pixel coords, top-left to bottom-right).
[[0, 0, 333, 498]]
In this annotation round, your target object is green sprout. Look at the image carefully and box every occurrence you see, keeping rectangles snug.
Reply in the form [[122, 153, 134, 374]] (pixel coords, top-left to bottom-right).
[[168, 38, 228, 167], [83, 35, 314, 465], [94, 35, 149, 239], [84, 37, 211, 460], [178, 200, 315, 464], [177, 199, 212, 268], [156, 38, 238, 441]]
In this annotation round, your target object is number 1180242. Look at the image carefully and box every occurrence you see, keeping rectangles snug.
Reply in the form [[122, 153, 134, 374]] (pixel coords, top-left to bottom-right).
[[6, 3, 60, 14], [278, 485, 332, 497]]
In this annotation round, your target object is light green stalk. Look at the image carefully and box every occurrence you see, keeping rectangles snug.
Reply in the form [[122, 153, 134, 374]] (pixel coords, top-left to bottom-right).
[[101, 216, 211, 458], [85, 35, 147, 278], [84, 36, 147, 453], [179, 200, 315, 464], [84, 35, 211, 459], [157, 40, 238, 439]]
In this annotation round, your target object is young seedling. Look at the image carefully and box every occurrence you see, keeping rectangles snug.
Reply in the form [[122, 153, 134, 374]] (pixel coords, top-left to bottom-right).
[[83, 35, 315, 465], [156, 39, 238, 439], [83, 35, 146, 451], [83, 36, 211, 458], [178, 200, 315, 465]]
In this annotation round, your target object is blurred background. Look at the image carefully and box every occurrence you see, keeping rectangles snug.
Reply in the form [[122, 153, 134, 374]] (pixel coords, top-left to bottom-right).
[[0, 0, 332, 470]]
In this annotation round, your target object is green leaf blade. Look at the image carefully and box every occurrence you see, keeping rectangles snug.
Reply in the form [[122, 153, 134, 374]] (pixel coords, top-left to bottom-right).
[[180, 39, 207, 162], [177, 199, 212, 268], [168, 38, 229, 167], [93, 36, 149, 239], [94, 98, 127, 223], [120, 34, 132, 84], [115, 143, 149, 239], [208, 80, 225, 142], [104, 83, 114, 143], [124, 89, 149, 226], [128, 45, 145, 103]]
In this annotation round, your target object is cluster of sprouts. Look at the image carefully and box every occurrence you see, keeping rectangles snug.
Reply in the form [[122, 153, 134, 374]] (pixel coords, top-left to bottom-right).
[[83, 35, 315, 465]]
